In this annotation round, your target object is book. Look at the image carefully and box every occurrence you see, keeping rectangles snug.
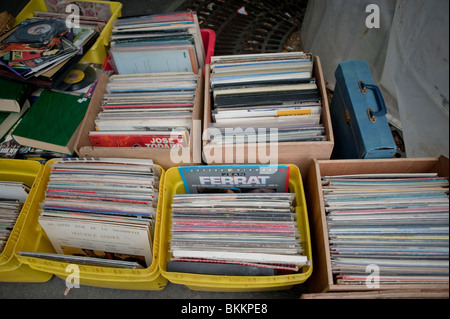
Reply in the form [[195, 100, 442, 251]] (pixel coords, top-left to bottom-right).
[[0, 99, 30, 140], [0, 78, 30, 113], [11, 90, 90, 155]]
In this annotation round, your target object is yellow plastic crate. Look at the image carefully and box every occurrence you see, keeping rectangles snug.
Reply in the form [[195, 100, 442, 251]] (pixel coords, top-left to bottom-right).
[[16, 159, 168, 290], [0, 159, 53, 282], [14, 0, 122, 65], [159, 164, 313, 292]]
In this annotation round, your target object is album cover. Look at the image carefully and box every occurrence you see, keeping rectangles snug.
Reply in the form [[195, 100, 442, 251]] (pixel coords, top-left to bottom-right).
[[178, 164, 291, 194]]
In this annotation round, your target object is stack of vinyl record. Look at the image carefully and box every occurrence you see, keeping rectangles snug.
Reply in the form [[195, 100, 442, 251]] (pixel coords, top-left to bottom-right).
[[0, 16, 101, 87], [109, 11, 205, 74], [322, 172, 449, 285], [0, 181, 29, 253], [32, 158, 160, 269], [207, 51, 325, 145]]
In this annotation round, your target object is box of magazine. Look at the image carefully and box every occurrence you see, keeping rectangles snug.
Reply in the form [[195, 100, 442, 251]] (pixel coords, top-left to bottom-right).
[[202, 53, 334, 179], [15, 158, 168, 290], [306, 156, 449, 295], [0, 158, 52, 282], [159, 163, 313, 292]]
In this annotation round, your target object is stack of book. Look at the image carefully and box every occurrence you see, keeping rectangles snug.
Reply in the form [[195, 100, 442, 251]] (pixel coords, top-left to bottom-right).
[[0, 181, 30, 253], [207, 51, 325, 145], [109, 11, 205, 74], [27, 158, 160, 269], [322, 172, 449, 285], [89, 73, 197, 148], [0, 15, 101, 87]]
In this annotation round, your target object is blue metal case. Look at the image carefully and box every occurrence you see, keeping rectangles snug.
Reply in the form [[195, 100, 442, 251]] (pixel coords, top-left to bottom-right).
[[330, 60, 396, 159]]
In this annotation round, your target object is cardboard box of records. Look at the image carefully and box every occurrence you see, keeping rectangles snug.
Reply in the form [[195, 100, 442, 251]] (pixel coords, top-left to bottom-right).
[[305, 156, 449, 295], [74, 71, 204, 170], [202, 53, 334, 179], [15, 158, 168, 290]]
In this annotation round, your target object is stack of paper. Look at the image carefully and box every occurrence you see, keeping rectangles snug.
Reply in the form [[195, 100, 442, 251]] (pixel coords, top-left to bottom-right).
[[207, 51, 325, 144], [89, 73, 197, 148], [322, 173, 449, 285], [35, 158, 161, 268], [109, 11, 205, 74]]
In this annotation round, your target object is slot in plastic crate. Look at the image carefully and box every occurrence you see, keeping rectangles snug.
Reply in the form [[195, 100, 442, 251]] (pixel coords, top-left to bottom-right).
[[159, 164, 313, 292], [15, 0, 123, 65], [0, 159, 52, 282], [16, 159, 168, 290]]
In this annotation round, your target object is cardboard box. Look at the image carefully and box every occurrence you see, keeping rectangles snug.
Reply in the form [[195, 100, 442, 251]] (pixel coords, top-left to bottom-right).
[[306, 156, 449, 293], [202, 56, 334, 179], [74, 72, 204, 171]]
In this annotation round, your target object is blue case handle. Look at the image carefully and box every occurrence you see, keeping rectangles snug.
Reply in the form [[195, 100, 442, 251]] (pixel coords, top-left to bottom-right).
[[359, 81, 387, 122]]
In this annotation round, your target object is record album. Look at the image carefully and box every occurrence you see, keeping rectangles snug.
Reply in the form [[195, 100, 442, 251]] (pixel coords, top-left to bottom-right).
[[6, 18, 67, 44], [56, 63, 97, 92]]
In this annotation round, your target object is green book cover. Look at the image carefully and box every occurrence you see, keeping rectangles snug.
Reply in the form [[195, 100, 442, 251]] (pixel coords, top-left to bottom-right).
[[12, 90, 90, 155], [0, 78, 30, 113]]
